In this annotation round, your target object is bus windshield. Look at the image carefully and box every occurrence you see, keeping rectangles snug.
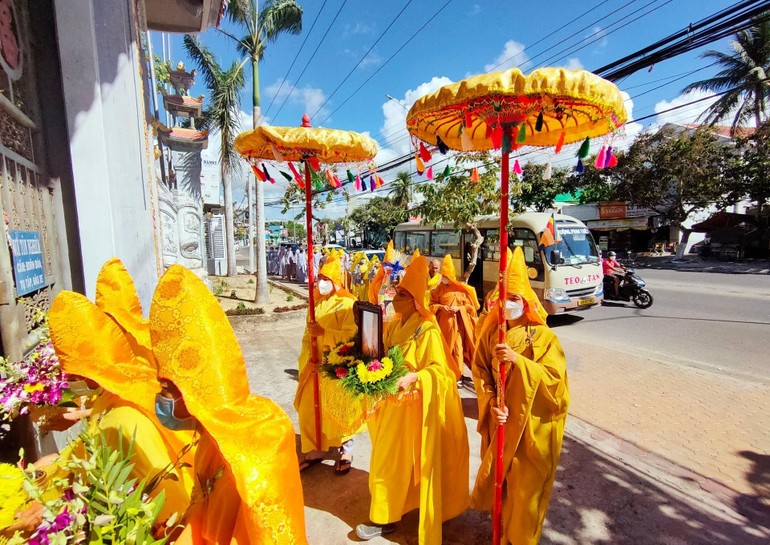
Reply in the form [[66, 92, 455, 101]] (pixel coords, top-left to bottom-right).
[[543, 226, 600, 265]]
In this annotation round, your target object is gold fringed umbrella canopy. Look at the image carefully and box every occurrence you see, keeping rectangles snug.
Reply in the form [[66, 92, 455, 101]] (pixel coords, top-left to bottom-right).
[[406, 67, 627, 150], [234, 122, 378, 164]]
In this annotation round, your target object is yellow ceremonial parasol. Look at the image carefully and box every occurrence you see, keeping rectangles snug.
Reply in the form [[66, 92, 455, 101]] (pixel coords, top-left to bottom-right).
[[234, 115, 378, 451], [406, 66, 627, 545]]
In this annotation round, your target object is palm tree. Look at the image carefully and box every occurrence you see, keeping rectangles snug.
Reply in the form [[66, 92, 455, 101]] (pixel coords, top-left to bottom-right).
[[184, 35, 246, 277], [683, 15, 770, 133], [389, 171, 413, 211], [223, 0, 303, 303]]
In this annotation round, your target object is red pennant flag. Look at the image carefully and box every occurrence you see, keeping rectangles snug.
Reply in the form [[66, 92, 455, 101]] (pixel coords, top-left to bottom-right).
[[308, 156, 320, 171], [375, 175, 384, 188], [471, 166, 480, 183], [333, 174, 342, 188], [288, 162, 304, 187], [419, 142, 432, 162], [354, 174, 362, 191], [425, 166, 433, 180], [513, 159, 523, 175], [251, 163, 267, 181], [554, 131, 566, 154]]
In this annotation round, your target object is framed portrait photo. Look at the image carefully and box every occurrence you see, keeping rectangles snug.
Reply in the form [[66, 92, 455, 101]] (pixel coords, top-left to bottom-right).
[[354, 301, 384, 359]]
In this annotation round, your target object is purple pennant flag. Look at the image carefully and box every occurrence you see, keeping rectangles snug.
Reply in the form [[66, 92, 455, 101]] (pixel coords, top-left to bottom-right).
[[370, 175, 376, 191]]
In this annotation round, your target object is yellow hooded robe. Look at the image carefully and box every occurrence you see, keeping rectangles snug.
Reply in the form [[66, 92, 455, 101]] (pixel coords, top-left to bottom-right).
[[470, 247, 569, 545], [295, 251, 365, 452], [150, 265, 308, 545], [49, 259, 195, 523], [368, 256, 469, 545], [430, 255, 480, 375]]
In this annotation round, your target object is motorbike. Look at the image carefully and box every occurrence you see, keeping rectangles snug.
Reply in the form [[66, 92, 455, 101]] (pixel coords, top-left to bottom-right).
[[603, 269, 653, 309]]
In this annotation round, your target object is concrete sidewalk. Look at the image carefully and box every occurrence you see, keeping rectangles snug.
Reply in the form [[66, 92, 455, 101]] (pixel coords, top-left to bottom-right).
[[636, 255, 770, 275], [232, 317, 770, 544]]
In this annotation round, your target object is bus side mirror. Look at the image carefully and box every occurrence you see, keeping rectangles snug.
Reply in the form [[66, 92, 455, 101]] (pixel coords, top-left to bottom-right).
[[551, 250, 563, 265]]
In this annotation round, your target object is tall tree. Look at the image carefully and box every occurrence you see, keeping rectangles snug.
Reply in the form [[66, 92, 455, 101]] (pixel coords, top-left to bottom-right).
[[730, 120, 770, 215], [613, 126, 731, 259], [225, 0, 303, 302], [415, 153, 501, 280], [184, 36, 246, 277], [388, 171, 413, 211], [683, 14, 770, 133]]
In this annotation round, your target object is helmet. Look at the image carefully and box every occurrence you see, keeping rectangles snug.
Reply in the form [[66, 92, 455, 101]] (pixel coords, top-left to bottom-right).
[[607, 251, 616, 257]]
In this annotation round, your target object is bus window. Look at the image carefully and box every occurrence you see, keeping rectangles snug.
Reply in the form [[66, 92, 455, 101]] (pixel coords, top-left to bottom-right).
[[394, 231, 406, 251], [482, 229, 500, 261], [509, 228, 542, 265], [431, 231, 461, 258], [405, 231, 430, 255], [543, 225, 600, 265]]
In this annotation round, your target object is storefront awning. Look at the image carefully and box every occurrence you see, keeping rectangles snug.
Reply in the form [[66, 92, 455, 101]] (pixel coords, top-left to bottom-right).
[[586, 217, 649, 231], [691, 211, 756, 233]]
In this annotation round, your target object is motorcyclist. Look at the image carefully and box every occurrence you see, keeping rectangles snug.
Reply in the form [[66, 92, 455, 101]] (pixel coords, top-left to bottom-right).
[[602, 250, 626, 298]]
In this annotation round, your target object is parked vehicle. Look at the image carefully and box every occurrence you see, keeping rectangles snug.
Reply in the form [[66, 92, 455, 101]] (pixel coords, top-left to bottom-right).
[[603, 269, 653, 309], [394, 212, 604, 315]]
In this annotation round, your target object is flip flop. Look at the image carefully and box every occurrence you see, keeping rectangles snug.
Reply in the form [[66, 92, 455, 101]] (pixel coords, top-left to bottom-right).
[[335, 457, 353, 475], [299, 457, 323, 472]]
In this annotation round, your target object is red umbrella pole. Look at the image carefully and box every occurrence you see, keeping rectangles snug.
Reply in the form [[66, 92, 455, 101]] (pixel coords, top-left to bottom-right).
[[304, 160, 322, 451], [492, 149, 510, 545]]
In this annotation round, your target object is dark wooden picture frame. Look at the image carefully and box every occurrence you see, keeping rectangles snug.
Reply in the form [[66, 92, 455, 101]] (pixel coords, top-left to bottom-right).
[[353, 301, 384, 359]]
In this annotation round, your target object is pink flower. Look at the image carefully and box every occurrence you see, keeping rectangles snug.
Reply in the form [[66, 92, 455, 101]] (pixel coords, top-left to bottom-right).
[[367, 360, 383, 372], [335, 367, 348, 378]]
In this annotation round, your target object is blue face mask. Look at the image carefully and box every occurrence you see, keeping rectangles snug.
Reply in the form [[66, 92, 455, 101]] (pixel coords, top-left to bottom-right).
[[155, 394, 197, 431]]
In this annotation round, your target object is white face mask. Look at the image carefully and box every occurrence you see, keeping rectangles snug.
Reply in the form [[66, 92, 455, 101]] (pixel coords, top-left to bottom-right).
[[504, 300, 524, 321], [318, 279, 333, 295]]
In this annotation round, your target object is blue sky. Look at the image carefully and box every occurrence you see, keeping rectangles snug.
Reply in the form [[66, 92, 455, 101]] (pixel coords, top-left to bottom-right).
[[151, 0, 745, 220]]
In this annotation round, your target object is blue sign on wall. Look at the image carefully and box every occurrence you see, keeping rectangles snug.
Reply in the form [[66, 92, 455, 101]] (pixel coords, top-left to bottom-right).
[[9, 230, 46, 296]]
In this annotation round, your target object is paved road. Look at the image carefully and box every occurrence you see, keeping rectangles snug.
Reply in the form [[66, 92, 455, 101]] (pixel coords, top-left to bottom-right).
[[550, 269, 770, 383]]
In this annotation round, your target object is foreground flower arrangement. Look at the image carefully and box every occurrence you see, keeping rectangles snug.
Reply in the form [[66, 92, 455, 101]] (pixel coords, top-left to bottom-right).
[[0, 431, 168, 545], [321, 342, 408, 401], [0, 343, 68, 423]]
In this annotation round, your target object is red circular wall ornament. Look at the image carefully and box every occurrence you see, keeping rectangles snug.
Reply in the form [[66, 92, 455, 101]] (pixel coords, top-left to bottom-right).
[[0, 0, 23, 81]]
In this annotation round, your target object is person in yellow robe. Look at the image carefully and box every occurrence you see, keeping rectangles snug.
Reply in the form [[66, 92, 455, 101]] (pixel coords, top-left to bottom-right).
[[429, 255, 480, 379], [349, 251, 371, 302], [48, 258, 195, 525], [356, 255, 469, 544], [150, 265, 308, 545], [295, 250, 364, 474], [368, 240, 395, 304], [470, 247, 569, 545]]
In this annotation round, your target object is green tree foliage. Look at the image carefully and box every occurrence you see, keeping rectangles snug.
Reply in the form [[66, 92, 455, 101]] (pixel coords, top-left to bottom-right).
[[613, 126, 731, 258], [513, 162, 571, 212], [348, 196, 408, 248], [415, 153, 501, 279], [388, 171, 413, 211], [683, 13, 770, 132]]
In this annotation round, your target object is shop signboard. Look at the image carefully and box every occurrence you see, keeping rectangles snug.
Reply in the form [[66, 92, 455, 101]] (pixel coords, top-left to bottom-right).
[[200, 158, 222, 206], [599, 201, 627, 219], [587, 217, 649, 230], [9, 230, 46, 295]]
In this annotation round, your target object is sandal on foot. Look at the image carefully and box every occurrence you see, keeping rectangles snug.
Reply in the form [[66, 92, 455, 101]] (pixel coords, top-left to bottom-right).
[[299, 457, 323, 472], [355, 523, 396, 540]]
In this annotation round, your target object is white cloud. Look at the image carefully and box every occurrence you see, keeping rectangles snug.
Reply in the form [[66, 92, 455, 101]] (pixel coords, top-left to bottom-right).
[[651, 89, 719, 130], [484, 40, 530, 73], [563, 58, 584, 70], [379, 76, 453, 158], [344, 22, 374, 36], [610, 91, 644, 151], [470, 4, 481, 15], [342, 48, 382, 69], [588, 26, 608, 51], [265, 80, 330, 122]]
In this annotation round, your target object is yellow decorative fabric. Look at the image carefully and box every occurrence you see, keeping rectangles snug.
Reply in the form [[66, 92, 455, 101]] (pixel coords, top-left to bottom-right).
[[234, 124, 378, 164], [295, 292, 364, 452], [49, 291, 194, 523], [406, 67, 627, 151], [471, 315, 569, 545], [150, 265, 307, 544], [368, 312, 469, 545], [430, 279, 479, 374]]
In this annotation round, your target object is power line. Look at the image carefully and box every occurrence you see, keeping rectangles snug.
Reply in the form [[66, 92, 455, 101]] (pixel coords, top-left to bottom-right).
[[271, 0, 350, 122], [263, 0, 331, 118], [309, 0, 415, 121], [314, 0, 455, 126]]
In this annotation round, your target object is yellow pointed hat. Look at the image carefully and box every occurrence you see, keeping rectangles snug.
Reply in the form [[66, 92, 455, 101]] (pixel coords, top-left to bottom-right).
[[384, 240, 395, 263], [319, 249, 344, 287], [94, 258, 153, 363], [49, 291, 158, 416], [150, 265, 308, 540], [507, 247, 547, 325], [439, 254, 480, 310], [399, 255, 432, 320]]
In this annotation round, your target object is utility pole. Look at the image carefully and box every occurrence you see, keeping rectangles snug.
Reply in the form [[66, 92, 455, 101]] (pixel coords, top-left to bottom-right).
[[248, 179, 255, 272]]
